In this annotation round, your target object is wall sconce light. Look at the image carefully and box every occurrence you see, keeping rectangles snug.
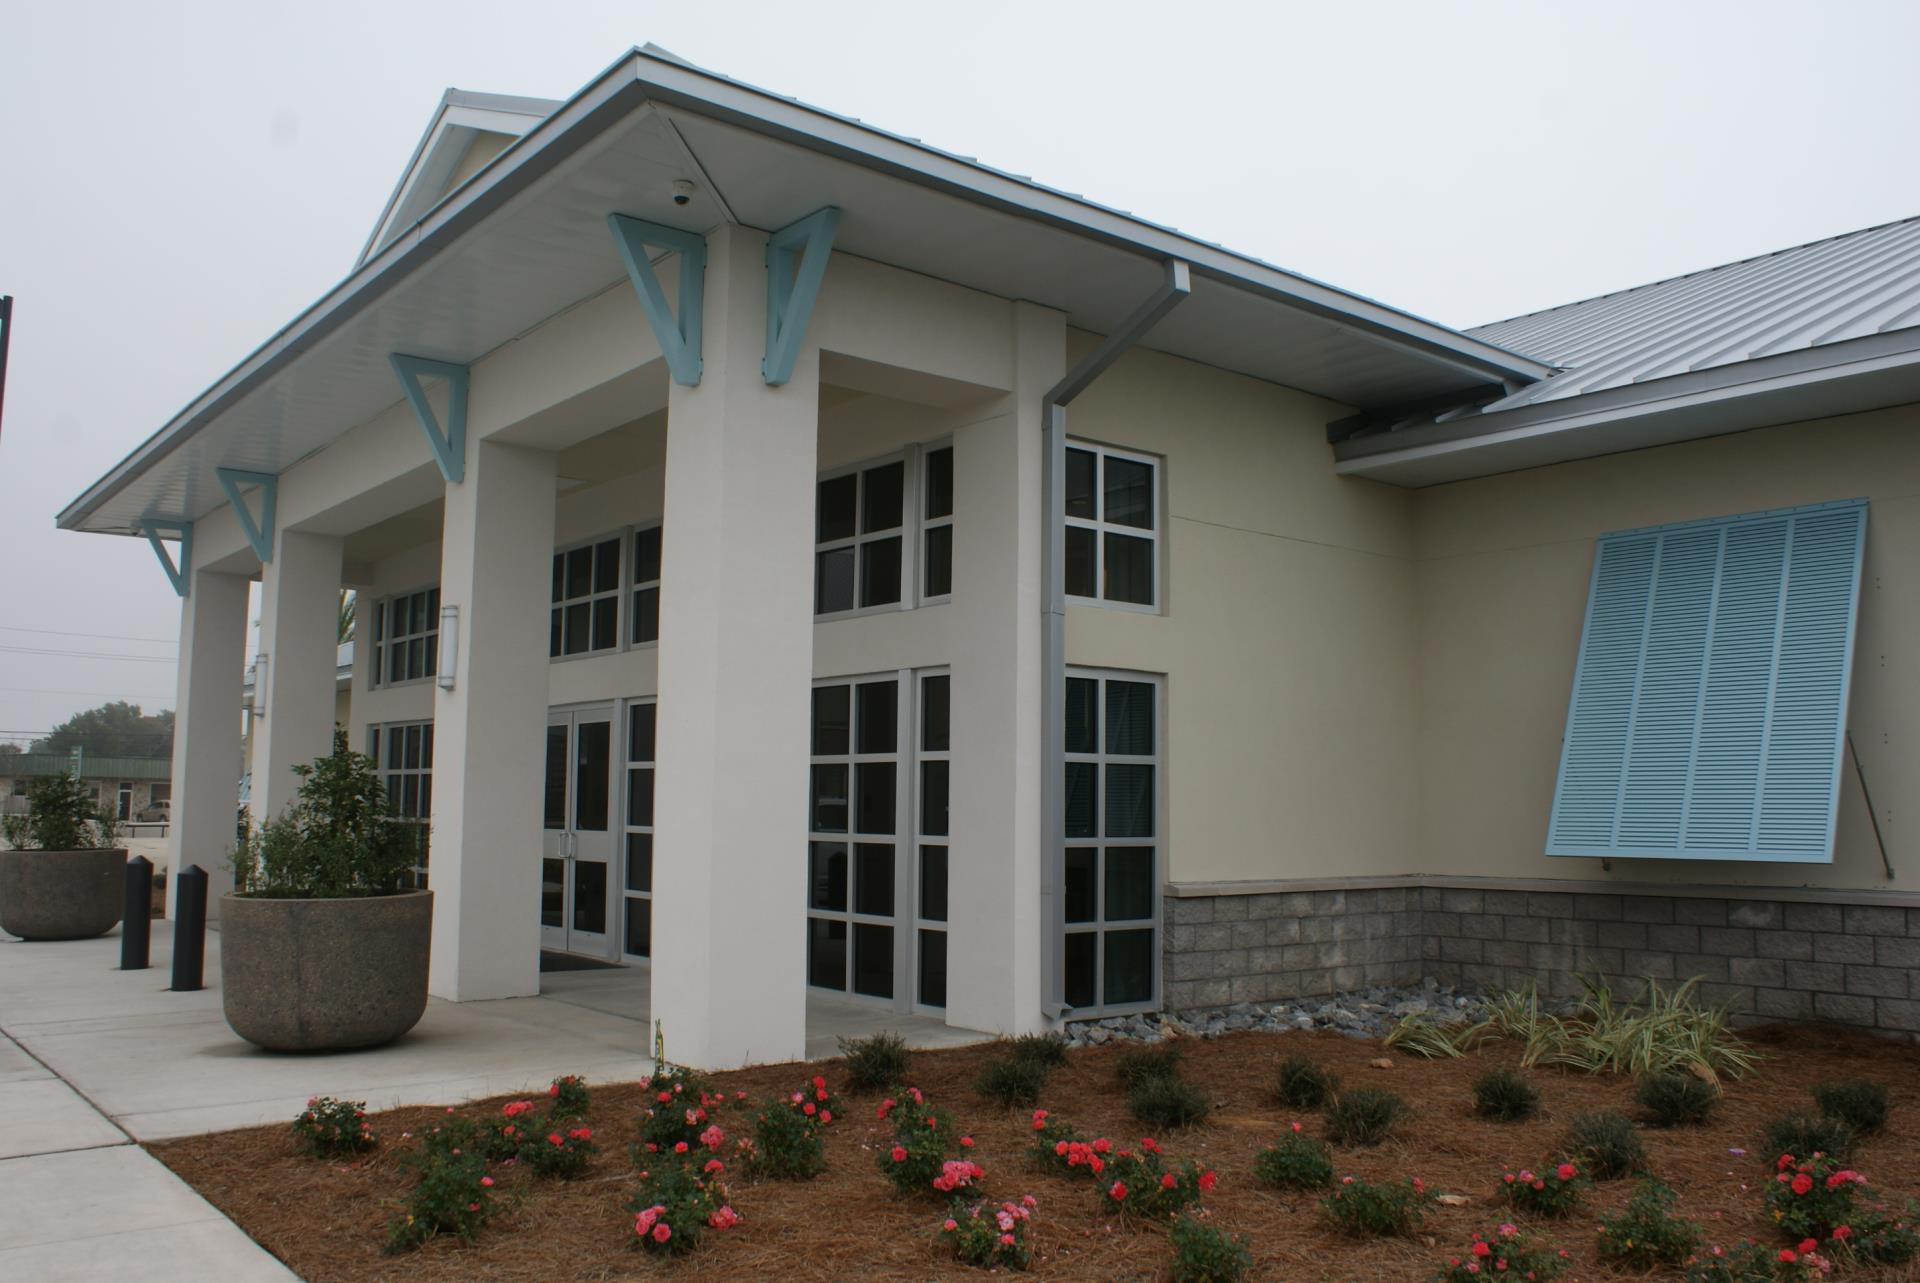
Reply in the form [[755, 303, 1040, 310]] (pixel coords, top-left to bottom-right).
[[437, 605, 459, 691], [252, 652, 268, 717]]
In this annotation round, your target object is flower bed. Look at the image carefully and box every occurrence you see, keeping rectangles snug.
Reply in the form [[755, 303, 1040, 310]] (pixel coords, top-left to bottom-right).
[[148, 1022, 1920, 1281]]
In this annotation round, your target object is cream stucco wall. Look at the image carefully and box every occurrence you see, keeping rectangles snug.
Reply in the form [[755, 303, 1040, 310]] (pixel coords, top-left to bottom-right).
[[1062, 338, 1423, 885], [1413, 407, 1920, 893]]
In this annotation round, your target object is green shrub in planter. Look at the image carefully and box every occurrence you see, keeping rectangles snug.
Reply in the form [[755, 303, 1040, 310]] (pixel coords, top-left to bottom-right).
[[234, 732, 414, 897], [2, 773, 119, 852]]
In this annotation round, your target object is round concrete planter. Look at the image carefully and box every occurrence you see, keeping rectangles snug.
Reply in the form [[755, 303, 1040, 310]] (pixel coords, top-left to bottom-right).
[[220, 890, 432, 1053], [0, 848, 127, 940]]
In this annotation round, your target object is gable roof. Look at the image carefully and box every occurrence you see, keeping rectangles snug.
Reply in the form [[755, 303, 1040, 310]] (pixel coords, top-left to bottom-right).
[[1334, 214, 1920, 484]]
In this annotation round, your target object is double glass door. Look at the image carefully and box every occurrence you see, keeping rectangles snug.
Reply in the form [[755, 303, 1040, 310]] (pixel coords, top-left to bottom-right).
[[542, 704, 616, 956]]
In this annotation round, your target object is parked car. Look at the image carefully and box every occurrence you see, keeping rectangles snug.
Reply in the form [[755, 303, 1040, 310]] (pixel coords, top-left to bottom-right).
[[136, 799, 171, 823]]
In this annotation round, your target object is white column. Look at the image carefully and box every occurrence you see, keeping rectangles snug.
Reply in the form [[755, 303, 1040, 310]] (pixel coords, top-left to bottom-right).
[[248, 530, 343, 819], [166, 567, 249, 916], [945, 301, 1062, 1034], [428, 438, 557, 1001], [652, 223, 816, 1069]]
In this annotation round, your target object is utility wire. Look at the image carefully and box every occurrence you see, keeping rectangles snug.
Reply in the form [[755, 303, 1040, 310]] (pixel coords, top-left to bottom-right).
[[0, 645, 178, 663], [0, 625, 177, 645]]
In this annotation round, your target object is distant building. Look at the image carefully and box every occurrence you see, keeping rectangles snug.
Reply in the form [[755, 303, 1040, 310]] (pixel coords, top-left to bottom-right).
[[0, 753, 171, 823]]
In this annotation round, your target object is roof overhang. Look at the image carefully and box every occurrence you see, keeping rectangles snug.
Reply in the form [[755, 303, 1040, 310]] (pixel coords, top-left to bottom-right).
[[1333, 327, 1920, 487], [60, 45, 1552, 537]]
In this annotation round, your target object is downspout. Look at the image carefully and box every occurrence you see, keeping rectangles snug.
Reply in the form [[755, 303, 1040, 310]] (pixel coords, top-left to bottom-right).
[[1041, 259, 1191, 1020]]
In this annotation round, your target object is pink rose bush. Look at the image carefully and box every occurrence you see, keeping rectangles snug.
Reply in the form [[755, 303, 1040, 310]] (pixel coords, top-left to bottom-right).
[[627, 1157, 737, 1257], [291, 1095, 377, 1159], [1499, 1161, 1587, 1217], [1437, 1223, 1570, 1281], [941, 1195, 1037, 1270]]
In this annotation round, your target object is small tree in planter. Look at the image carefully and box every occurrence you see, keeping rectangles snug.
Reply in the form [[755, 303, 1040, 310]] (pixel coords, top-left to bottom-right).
[[222, 731, 431, 1052], [0, 774, 127, 940]]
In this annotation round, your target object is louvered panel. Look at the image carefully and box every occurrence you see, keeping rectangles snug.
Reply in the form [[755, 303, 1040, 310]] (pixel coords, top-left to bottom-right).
[[1547, 499, 1866, 863]]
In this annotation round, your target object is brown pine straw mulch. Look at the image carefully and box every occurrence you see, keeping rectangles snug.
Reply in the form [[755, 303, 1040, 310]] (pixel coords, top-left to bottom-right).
[[150, 1024, 1920, 1282]]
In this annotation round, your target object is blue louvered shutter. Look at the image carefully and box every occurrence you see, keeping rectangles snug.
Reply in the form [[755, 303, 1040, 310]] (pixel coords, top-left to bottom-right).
[[1546, 499, 1867, 862]]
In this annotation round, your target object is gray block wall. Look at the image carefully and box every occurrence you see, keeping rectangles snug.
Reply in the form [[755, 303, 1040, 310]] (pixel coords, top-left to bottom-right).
[[1163, 882, 1920, 1039]]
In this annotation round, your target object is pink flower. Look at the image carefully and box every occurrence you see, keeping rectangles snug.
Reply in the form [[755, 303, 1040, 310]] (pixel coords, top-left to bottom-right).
[[502, 1100, 534, 1118], [943, 1218, 958, 1232], [1792, 1173, 1814, 1196], [700, 1124, 724, 1149], [548, 1083, 559, 1097], [480, 1176, 494, 1187], [959, 1136, 974, 1148], [999, 1233, 1015, 1246], [1108, 1181, 1127, 1201], [704, 1158, 724, 1174], [890, 1145, 908, 1162], [1289, 1121, 1302, 1133], [1199, 1171, 1218, 1193], [1555, 1163, 1575, 1182], [1022, 1195, 1037, 1208], [1032, 1110, 1050, 1130], [652, 1223, 671, 1244], [674, 1141, 688, 1154]]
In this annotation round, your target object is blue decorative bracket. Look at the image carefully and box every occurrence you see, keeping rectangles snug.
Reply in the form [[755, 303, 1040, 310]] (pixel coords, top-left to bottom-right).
[[140, 519, 192, 598], [213, 467, 277, 563], [763, 207, 840, 386], [607, 213, 706, 386], [389, 354, 469, 483]]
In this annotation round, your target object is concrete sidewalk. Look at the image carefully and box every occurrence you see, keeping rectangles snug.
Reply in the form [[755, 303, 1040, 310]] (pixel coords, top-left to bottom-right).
[[0, 1030, 298, 1281]]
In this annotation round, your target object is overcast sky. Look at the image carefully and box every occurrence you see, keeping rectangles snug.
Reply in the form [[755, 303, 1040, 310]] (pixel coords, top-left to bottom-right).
[[2, 0, 1917, 742]]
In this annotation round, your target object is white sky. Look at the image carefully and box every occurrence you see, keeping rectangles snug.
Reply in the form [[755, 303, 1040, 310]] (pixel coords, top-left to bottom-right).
[[2, 0, 1917, 740]]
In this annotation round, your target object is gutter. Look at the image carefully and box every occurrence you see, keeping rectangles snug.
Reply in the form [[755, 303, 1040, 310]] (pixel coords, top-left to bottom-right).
[[1040, 259, 1191, 1021]]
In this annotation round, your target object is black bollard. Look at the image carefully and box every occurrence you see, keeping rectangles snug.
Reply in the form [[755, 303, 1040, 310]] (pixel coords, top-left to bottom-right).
[[170, 864, 209, 992], [120, 856, 153, 970]]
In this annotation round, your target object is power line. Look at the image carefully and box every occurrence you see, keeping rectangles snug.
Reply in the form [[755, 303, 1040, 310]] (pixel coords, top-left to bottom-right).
[[0, 686, 175, 699], [0, 625, 177, 645], [0, 645, 178, 663]]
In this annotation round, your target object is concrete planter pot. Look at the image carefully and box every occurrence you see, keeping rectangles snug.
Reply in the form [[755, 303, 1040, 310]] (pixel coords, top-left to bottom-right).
[[0, 848, 127, 940], [220, 890, 432, 1053]]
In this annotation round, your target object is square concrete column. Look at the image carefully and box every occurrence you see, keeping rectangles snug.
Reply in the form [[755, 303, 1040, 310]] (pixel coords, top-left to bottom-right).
[[944, 301, 1062, 1034], [166, 567, 250, 916], [428, 438, 557, 1001], [652, 223, 817, 1069], [247, 530, 344, 819]]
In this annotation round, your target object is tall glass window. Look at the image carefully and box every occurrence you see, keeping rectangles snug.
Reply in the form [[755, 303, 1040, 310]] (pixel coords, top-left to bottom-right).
[[916, 671, 950, 1009], [920, 446, 953, 602], [814, 460, 906, 615], [631, 525, 662, 646], [1062, 670, 1160, 1011], [550, 536, 622, 657], [373, 588, 439, 686], [369, 721, 433, 889], [622, 700, 655, 958], [1063, 443, 1159, 608], [807, 675, 901, 998]]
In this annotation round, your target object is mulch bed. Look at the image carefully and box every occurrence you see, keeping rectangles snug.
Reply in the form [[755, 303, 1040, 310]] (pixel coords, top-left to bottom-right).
[[150, 1024, 1920, 1281]]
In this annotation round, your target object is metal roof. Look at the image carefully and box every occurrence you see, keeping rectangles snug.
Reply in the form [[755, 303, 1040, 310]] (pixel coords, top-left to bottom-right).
[[59, 45, 1551, 538], [0, 754, 172, 781], [1335, 215, 1920, 485]]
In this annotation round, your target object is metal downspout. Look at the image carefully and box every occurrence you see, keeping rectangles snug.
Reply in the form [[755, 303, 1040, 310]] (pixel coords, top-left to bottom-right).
[[1040, 259, 1191, 1020]]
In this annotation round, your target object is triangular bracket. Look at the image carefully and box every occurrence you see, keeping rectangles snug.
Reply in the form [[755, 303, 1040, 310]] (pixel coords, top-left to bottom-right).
[[141, 519, 192, 598], [389, 354, 469, 483], [607, 213, 706, 386], [214, 467, 278, 563], [764, 207, 840, 386]]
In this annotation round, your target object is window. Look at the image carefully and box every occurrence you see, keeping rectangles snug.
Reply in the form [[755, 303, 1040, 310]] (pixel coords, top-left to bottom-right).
[[373, 588, 439, 685], [116, 782, 133, 822], [550, 536, 622, 658], [921, 446, 953, 602], [807, 675, 902, 999], [915, 671, 950, 1008], [815, 460, 906, 615], [622, 700, 656, 957], [1062, 670, 1161, 1012], [1064, 443, 1159, 608], [370, 721, 433, 888], [631, 525, 662, 646], [1548, 499, 1868, 863], [149, 782, 171, 806]]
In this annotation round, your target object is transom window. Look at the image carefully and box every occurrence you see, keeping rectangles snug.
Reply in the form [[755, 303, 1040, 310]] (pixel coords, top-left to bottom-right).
[[1062, 670, 1160, 1012], [373, 588, 439, 685], [631, 525, 662, 646], [920, 446, 953, 603], [807, 676, 902, 999], [1064, 443, 1158, 608], [915, 672, 950, 1009], [550, 536, 622, 658], [815, 460, 906, 615], [370, 721, 433, 889], [622, 700, 655, 958]]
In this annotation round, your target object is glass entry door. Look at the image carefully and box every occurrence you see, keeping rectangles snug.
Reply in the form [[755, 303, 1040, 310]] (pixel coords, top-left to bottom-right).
[[542, 704, 617, 957]]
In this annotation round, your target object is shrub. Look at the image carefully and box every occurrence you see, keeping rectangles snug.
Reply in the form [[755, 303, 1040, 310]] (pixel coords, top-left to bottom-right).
[[744, 1075, 840, 1180], [236, 730, 413, 897], [839, 1031, 910, 1092], [1520, 975, 1759, 1084], [1115, 1043, 1184, 1087], [975, 1056, 1052, 1109], [1385, 1012, 1488, 1059], [546, 1074, 590, 1120], [1, 773, 118, 851], [1030, 1114, 1118, 1182], [524, 1125, 595, 1179], [1758, 1150, 1920, 1261], [1325, 1088, 1406, 1147], [1321, 1174, 1430, 1237], [1102, 1140, 1216, 1220], [877, 1089, 975, 1197], [1560, 1111, 1646, 1180], [1685, 1240, 1835, 1281], [1253, 1124, 1334, 1191], [1170, 1213, 1252, 1283], [636, 1063, 722, 1156], [1472, 1067, 1540, 1122], [628, 1158, 737, 1255], [1499, 1161, 1588, 1217], [1008, 1032, 1069, 1068], [1761, 1112, 1854, 1165], [1275, 1055, 1338, 1110], [1596, 1177, 1701, 1269], [1636, 1071, 1718, 1127], [1437, 1225, 1571, 1282], [1811, 1078, 1889, 1137], [940, 1195, 1036, 1270], [291, 1095, 376, 1159], [482, 1099, 538, 1161], [1130, 1073, 1210, 1130], [384, 1119, 495, 1253]]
